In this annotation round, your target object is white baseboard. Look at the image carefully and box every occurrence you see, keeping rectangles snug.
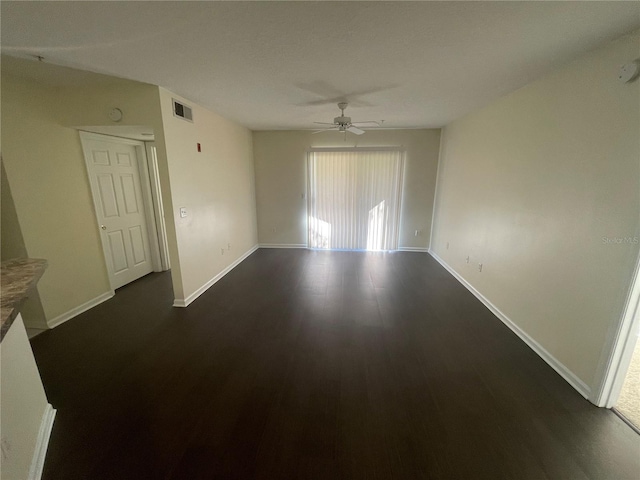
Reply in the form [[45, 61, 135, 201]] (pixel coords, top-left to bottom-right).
[[258, 245, 428, 252], [173, 244, 259, 308], [47, 291, 115, 328], [28, 404, 56, 480], [259, 243, 307, 249], [428, 250, 591, 400]]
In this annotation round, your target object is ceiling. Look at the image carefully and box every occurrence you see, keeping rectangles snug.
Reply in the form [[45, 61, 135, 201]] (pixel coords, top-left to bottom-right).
[[2, 1, 639, 130]]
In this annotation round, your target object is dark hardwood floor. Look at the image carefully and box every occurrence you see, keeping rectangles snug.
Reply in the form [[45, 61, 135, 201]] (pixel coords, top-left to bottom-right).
[[31, 249, 639, 479]]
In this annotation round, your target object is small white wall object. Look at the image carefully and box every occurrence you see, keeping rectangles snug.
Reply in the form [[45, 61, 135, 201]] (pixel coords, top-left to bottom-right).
[[618, 60, 640, 83], [108, 108, 123, 122]]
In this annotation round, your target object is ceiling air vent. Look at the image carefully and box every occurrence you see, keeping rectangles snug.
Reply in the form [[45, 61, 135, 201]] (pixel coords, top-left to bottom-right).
[[172, 99, 193, 122]]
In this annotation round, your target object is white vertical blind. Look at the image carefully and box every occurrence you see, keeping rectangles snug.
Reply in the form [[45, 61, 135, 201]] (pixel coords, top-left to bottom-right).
[[307, 149, 403, 251]]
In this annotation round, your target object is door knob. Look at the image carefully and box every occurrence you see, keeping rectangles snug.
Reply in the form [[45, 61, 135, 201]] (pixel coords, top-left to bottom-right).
[[101, 225, 107, 230]]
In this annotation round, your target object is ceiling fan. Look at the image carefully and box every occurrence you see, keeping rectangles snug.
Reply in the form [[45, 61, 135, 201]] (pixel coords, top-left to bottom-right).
[[313, 102, 380, 135]]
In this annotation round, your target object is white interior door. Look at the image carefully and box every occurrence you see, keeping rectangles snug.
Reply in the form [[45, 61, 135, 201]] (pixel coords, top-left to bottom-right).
[[81, 133, 154, 289]]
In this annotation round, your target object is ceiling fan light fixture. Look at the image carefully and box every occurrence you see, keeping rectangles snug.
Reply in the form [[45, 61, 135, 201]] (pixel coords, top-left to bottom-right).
[[314, 103, 376, 135]]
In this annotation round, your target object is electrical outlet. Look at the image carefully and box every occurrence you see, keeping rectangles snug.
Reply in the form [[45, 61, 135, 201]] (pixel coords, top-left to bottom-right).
[[415, 230, 419, 237], [221, 248, 225, 256], [478, 263, 483, 272], [179, 207, 187, 218], [466, 256, 470, 263]]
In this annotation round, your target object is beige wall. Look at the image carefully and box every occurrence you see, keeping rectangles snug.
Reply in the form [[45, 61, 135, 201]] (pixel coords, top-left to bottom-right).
[[52, 73, 182, 303], [1, 161, 28, 261], [0, 160, 48, 331], [253, 129, 441, 249], [0, 314, 49, 479], [2, 74, 112, 323], [1, 63, 171, 323], [431, 32, 640, 391], [2, 57, 258, 320], [158, 88, 258, 302]]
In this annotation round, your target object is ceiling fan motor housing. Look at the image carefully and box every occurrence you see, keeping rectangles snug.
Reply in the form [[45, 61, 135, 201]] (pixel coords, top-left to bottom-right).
[[312, 102, 369, 135]]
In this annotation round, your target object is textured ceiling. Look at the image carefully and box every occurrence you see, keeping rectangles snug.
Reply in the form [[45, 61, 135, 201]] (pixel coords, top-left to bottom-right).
[[2, 1, 639, 130]]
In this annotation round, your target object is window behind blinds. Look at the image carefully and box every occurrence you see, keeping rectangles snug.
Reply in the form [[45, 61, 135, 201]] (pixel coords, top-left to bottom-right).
[[307, 148, 404, 251]]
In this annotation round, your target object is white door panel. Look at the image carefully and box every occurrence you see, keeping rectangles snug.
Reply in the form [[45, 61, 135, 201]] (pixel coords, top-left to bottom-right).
[[120, 175, 139, 213], [108, 231, 128, 273], [116, 152, 132, 166], [129, 226, 147, 265], [97, 174, 119, 217], [82, 134, 154, 289], [92, 149, 110, 165]]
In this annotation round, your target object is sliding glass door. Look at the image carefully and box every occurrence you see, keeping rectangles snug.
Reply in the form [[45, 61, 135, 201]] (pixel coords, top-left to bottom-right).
[[307, 148, 403, 251]]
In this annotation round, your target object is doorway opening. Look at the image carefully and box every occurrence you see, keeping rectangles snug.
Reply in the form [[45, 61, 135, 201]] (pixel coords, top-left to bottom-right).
[[79, 130, 170, 291], [615, 336, 640, 431], [307, 148, 404, 251], [596, 250, 640, 432]]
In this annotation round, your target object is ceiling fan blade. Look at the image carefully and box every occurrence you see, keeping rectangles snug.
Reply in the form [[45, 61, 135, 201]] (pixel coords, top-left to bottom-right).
[[312, 128, 338, 134], [295, 81, 398, 107], [313, 122, 336, 125], [347, 126, 365, 135], [351, 121, 381, 126]]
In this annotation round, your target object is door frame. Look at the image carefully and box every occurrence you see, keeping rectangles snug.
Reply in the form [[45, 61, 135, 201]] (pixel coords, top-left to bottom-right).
[[144, 142, 170, 271], [79, 131, 165, 291], [593, 249, 640, 407]]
